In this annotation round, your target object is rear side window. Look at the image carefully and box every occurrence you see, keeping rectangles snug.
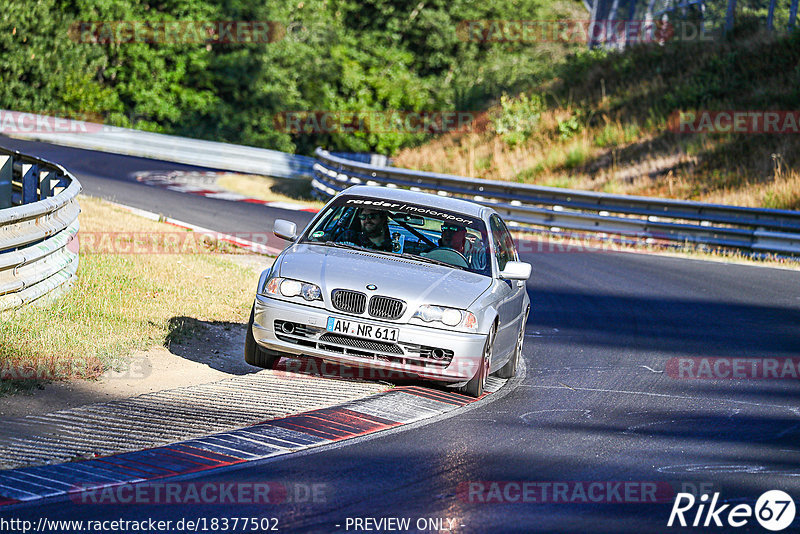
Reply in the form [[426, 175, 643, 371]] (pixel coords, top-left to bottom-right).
[[490, 214, 518, 272]]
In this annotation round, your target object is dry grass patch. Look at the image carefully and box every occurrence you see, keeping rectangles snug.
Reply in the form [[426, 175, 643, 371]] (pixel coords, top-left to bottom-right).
[[0, 195, 268, 396], [216, 174, 325, 209], [393, 30, 800, 211]]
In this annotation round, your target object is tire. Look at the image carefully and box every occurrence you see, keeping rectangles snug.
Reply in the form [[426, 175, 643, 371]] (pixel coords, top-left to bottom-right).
[[495, 323, 523, 379], [458, 327, 494, 397], [244, 305, 281, 369]]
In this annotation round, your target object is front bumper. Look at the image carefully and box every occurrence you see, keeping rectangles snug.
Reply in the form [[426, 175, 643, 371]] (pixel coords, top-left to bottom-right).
[[252, 295, 486, 383]]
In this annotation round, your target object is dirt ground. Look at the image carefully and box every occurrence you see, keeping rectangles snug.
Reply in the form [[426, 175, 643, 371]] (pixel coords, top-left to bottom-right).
[[0, 254, 269, 418]]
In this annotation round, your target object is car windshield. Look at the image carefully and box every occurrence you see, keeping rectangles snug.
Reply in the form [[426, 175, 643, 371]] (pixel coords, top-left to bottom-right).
[[301, 195, 492, 276]]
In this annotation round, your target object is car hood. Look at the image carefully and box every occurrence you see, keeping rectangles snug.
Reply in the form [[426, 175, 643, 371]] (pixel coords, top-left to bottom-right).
[[276, 243, 492, 310]]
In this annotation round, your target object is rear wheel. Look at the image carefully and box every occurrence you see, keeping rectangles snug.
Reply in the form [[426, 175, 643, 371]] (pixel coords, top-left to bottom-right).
[[458, 327, 494, 397], [244, 305, 282, 369]]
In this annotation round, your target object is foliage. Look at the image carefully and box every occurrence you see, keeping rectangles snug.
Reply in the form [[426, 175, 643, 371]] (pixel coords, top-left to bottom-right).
[[492, 93, 543, 147], [394, 21, 800, 210], [0, 0, 578, 155], [557, 115, 582, 140]]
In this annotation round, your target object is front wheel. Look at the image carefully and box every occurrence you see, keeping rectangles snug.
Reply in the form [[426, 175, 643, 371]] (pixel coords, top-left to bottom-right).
[[457, 328, 494, 397], [495, 323, 524, 379], [244, 305, 282, 369]]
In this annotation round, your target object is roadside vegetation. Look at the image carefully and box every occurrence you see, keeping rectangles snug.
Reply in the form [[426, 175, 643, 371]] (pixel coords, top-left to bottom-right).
[[5, 1, 795, 210], [395, 20, 800, 209], [1, 0, 579, 154], [0, 196, 263, 396]]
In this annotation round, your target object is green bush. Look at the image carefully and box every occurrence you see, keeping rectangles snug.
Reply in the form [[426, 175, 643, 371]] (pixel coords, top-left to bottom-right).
[[492, 93, 544, 147], [557, 115, 582, 140]]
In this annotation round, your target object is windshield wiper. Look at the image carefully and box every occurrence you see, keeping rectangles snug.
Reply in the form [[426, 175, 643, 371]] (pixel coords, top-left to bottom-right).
[[316, 240, 368, 251]]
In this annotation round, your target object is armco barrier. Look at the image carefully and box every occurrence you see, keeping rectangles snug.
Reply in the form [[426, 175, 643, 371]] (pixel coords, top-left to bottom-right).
[[0, 147, 81, 311], [313, 148, 800, 255], [1, 110, 314, 180]]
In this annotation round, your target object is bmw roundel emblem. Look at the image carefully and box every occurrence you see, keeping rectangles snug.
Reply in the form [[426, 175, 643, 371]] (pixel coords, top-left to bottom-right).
[[366, 284, 377, 291]]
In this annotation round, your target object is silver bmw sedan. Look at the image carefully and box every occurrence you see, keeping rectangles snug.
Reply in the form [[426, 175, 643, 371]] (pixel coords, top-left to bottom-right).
[[245, 185, 531, 397]]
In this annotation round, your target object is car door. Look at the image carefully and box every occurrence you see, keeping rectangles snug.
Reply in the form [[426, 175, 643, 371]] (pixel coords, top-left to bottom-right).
[[489, 215, 526, 358]]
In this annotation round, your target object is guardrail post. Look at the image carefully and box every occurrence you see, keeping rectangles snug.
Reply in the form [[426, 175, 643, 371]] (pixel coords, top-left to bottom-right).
[[40, 170, 57, 199], [0, 155, 11, 209], [22, 164, 39, 204]]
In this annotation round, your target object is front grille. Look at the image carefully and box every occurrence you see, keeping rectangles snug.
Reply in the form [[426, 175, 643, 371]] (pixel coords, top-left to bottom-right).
[[331, 289, 366, 314], [319, 333, 403, 354], [368, 296, 405, 320], [272, 320, 454, 369]]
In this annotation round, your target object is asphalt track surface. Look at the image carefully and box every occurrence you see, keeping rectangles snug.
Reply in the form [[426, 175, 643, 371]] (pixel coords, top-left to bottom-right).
[[2, 137, 800, 533], [0, 136, 316, 241]]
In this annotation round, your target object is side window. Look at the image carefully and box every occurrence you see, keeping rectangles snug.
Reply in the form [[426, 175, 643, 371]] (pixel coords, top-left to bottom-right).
[[490, 215, 517, 272]]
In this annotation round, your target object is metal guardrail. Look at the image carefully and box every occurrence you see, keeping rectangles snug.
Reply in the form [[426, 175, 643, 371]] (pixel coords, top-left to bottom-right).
[[0, 110, 315, 180], [0, 147, 81, 312], [313, 148, 800, 255]]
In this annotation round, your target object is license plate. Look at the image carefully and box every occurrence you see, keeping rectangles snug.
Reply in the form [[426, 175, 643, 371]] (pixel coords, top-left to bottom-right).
[[326, 317, 398, 342]]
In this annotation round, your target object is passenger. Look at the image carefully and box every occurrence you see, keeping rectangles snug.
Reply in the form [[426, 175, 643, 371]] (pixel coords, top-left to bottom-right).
[[439, 224, 467, 253]]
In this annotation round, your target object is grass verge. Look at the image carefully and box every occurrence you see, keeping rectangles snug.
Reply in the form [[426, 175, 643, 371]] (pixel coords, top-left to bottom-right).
[[0, 195, 267, 397]]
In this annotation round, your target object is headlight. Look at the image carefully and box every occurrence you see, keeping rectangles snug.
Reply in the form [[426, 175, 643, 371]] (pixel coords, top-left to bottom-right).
[[440, 308, 462, 326], [262, 277, 322, 302], [301, 283, 322, 301], [281, 279, 302, 297], [413, 305, 477, 330]]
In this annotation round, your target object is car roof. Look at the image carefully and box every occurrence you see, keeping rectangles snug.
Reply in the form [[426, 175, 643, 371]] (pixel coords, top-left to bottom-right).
[[339, 185, 491, 219]]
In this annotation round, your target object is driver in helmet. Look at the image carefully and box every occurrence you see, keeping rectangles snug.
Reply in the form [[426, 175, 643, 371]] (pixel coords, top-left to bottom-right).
[[439, 223, 467, 253]]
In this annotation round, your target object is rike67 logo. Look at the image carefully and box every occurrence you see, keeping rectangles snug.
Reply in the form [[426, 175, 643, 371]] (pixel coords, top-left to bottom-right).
[[668, 490, 796, 531]]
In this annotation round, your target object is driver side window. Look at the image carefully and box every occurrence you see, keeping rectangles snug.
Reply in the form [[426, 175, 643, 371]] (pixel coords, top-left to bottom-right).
[[490, 215, 517, 272]]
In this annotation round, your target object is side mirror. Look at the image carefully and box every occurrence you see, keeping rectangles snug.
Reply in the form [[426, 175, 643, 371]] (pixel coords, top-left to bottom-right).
[[273, 219, 297, 241], [499, 261, 531, 281]]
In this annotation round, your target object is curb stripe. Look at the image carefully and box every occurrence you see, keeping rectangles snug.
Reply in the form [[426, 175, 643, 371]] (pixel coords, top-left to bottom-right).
[[26, 465, 122, 485], [0, 380, 506, 506], [267, 420, 345, 440], [92, 459, 172, 477], [106, 451, 209, 473], [398, 387, 472, 406], [55, 464, 144, 484], [164, 444, 243, 464]]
